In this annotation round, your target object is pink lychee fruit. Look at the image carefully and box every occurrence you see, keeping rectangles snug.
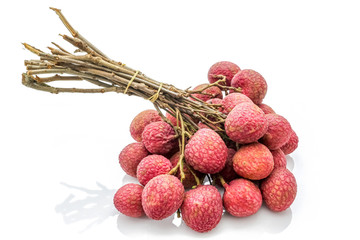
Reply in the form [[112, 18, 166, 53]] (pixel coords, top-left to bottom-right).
[[208, 61, 241, 86], [113, 183, 144, 218], [261, 167, 297, 212], [259, 114, 292, 150], [257, 103, 275, 114], [136, 155, 172, 185], [206, 98, 225, 113], [223, 178, 262, 217], [225, 102, 268, 144], [130, 109, 162, 142], [281, 128, 299, 155], [191, 83, 223, 101], [165, 111, 179, 127], [118, 142, 149, 177], [231, 69, 267, 104], [142, 121, 177, 155], [218, 148, 238, 183], [222, 92, 253, 114], [271, 148, 287, 169], [181, 185, 223, 233], [233, 142, 274, 180], [185, 128, 228, 174], [142, 174, 185, 220]]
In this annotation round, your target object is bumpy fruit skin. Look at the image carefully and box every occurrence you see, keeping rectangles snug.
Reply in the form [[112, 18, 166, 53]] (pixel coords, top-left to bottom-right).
[[223, 93, 253, 114], [206, 98, 224, 113], [142, 121, 177, 155], [225, 102, 268, 144], [181, 185, 223, 233], [223, 179, 262, 217], [257, 103, 275, 114], [208, 61, 241, 86], [185, 128, 228, 174], [118, 142, 149, 177], [260, 114, 292, 150], [191, 83, 223, 101], [231, 69, 267, 104], [130, 109, 162, 142], [281, 128, 299, 155], [136, 155, 172, 185], [218, 148, 238, 183], [271, 149, 287, 169], [261, 167, 297, 212], [113, 183, 144, 218], [233, 142, 274, 180], [142, 175, 185, 220]]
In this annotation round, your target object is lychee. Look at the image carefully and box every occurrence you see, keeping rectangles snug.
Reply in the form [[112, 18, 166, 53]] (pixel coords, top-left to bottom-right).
[[222, 92, 253, 114], [233, 142, 274, 180], [208, 61, 241, 86], [185, 128, 228, 174], [142, 121, 177, 155], [180, 185, 223, 233], [257, 103, 275, 114], [191, 83, 223, 101], [218, 148, 238, 183], [142, 174, 185, 220], [281, 128, 299, 155], [113, 183, 144, 218], [130, 109, 162, 142], [118, 142, 149, 177], [271, 148, 287, 169], [231, 69, 267, 104], [206, 98, 224, 113], [223, 178, 262, 217], [259, 113, 292, 150], [261, 167, 297, 212], [136, 155, 172, 185], [225, 102, 268, 144]]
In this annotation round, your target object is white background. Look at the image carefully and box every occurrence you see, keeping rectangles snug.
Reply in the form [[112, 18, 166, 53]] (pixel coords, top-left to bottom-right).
[[1, 0, 360, 239]]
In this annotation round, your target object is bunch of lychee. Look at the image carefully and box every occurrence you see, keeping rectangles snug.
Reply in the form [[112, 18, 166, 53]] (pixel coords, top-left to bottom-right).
[[114, 61, 299, 233]]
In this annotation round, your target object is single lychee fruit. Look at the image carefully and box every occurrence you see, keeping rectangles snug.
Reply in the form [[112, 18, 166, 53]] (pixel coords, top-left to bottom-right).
[[271, 148, 287, 169], [142, 174, 185, 220], [118, 142, 149, 177], [223, 178, 262, 217], [208, 61, 241, 86], [225, 102, 268, 144], [136, 155, 172, 185], [257, 103, 275, 114], [185, 128, 228, 174], [191, 83, 223, 101], [165, 111, 179, 127], [113, 183, 144, 218], [142, 121, 177, 155], [181, 185, 223, 233], [222, 92, 253, 114], [233, 142, 274, 180], [218, 148, 238, 183], [259, 114, 292, 150], [261, 167, 297, 212], [281, 128, 299, 155], [130, 109, 162, 142], [206, 98, 225, 113], [231, 69, 267, 104]]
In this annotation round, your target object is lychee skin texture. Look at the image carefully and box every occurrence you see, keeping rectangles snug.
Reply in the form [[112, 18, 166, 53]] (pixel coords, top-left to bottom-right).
[[113, 183, 144, 218], [118, 142, 149, 177], [223, 179, 262, 217], [225, 102, 268, 144], [206, 98, 225, 113], [223, 93, 253, 114], [231, 69, 267, 104], [281, 128, 299, 155], [261, 167, 297, 212], [233, 142, 274, 180], [191, 83, 223, 101], [218, 148, 238, 183], [142, 121, 177, 155], [208, 61, 241, 86], [257, 103, 275, 114], [271, 149, 287, 169], [260, 114, 292, 150], [185, 128, 228, 174], [181, 185, 223, 233], [130, 109, 162, 142], [136, 155, 172, 186], [142, 175, 185, 220]]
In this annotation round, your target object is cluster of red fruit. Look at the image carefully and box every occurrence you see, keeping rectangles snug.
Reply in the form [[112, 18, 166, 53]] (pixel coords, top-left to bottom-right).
[[114, 61, 299, 233]]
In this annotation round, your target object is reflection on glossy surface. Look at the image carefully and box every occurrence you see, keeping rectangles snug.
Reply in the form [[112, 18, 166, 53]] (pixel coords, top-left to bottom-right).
[[286, 155, 295, 171]]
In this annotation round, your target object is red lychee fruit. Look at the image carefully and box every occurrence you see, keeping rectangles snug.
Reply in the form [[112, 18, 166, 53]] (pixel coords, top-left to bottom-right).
[[142, 121, 177, 155], [223, 178, 262, 217], [225, 102, 268, 144], [191, 83, 223, 101], [218, 148, 238, 183], [222, 92, 253, 114], [181, 185, 223, 233], [206, 98, 224, 113], [231, 69, 267, 104], [118, 142, 149, 177], [208, 61, 241, 86], [113, 183, 144, 218], [136, 155, 172, 185], [165, 111, 179, 127], [281, 128, 299, 155], [142, 174, 185, 220], [233, 142, 274, 180], [185, 128, 228, 174], [271, 148, 287, 169], [257, 103, 275, 114], [130, 109, 162, 142], [260, 113, 292, 150], [261, 167, 297, 212]]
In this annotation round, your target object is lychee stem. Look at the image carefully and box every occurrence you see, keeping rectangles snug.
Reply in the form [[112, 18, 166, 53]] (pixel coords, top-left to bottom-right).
[[217, 174, 228, 188], [186, 163, 201, 186]]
